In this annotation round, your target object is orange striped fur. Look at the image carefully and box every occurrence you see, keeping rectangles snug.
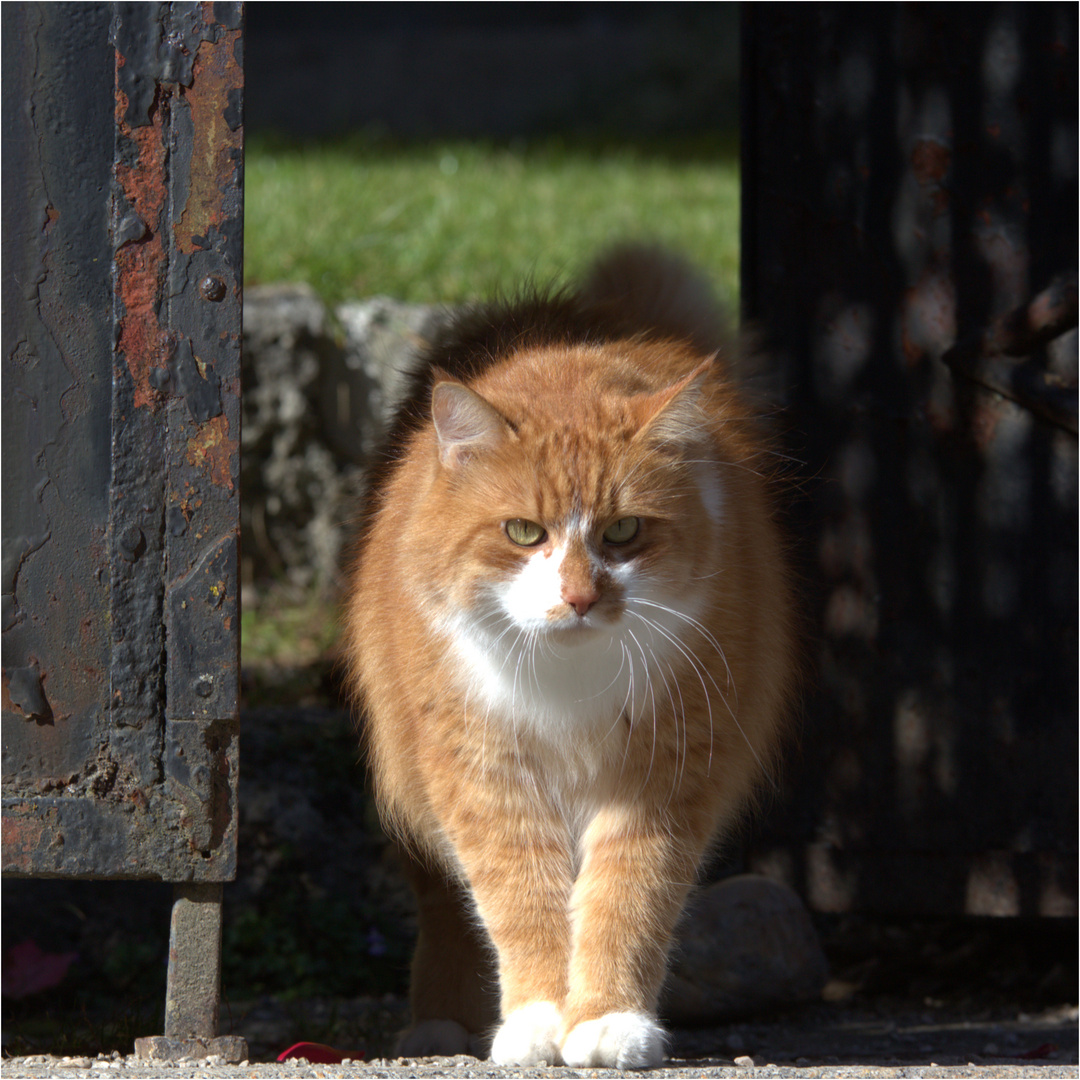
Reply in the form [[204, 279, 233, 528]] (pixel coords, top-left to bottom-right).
[[343, 247, 799, 1068]]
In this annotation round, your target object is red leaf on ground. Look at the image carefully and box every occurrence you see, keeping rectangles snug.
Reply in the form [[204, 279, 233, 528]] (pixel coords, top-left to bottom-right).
[[277, 1042, 359, 1064], [1, 940, 78, 998], [1017, 1043, 1058, 1060]]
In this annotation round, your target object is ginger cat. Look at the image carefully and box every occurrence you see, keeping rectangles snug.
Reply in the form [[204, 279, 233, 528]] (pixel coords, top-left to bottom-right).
[[344, 247, 798, 1068]]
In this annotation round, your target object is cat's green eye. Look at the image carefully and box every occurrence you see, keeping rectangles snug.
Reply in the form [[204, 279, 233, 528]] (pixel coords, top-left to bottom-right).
[[603, 516, 640, 544], [505, 518, 547, 547]]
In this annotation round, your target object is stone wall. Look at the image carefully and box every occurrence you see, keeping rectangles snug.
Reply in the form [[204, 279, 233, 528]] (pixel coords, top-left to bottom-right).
[[240, 285, 450, 594]]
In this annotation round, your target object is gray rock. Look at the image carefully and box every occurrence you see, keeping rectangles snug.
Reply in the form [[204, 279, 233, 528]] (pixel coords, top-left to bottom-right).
[[330, 296, 450, 464], [241, 284, 348, 589], [661, 874, 829, 1024], [241, 286, 448, 591]]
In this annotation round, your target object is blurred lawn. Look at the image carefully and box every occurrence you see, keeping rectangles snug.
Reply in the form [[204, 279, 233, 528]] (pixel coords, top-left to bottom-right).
[[243, 133, 740, 308]]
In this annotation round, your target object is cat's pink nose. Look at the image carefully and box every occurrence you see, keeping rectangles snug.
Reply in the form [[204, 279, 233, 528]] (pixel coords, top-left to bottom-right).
[[563, 587, 600, 617]]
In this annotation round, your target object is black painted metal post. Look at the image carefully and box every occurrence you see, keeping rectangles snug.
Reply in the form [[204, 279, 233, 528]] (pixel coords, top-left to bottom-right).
[[136, 883, 245, 1061], [3, 1, 246, 1060], [167, 886, 225, 1040]]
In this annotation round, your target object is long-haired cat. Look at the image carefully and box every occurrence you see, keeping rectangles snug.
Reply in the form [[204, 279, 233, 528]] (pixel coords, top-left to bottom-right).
[[343, 246, 798, 1068]]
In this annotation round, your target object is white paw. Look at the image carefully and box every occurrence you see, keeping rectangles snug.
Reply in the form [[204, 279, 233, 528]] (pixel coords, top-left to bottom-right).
[[397, 1019, 475, 1057], [489, 1001, 563, 1065], [561, 1011, 667, 1069]]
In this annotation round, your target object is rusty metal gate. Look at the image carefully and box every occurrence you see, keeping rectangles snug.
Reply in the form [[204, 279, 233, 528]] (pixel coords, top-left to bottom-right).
[[741, 4, 1077, 917], [2, 1, 245, 1060]]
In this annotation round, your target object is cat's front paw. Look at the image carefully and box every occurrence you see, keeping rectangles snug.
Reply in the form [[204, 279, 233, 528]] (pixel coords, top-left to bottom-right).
[[561, 1011, 666, 1069], [489, 1001, 563, 1065]]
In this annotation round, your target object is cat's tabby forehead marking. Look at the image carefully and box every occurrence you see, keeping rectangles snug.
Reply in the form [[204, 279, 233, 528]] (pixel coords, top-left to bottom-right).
[[457, 342, 704, 523], [473, 430, 686, 549]]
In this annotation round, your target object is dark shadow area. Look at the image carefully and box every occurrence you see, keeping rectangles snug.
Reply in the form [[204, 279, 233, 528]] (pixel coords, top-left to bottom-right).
[[1, 881, 170, 1057], [741, 5, 1077, 917], [244, 3, 740, 142]]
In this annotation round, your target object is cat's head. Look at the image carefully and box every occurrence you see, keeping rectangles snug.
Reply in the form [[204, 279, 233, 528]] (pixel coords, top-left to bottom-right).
[[407, 342, 726, 642]]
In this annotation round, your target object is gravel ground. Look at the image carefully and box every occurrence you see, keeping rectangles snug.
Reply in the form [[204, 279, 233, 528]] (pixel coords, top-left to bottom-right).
[[1, 1055, 1077, 1079], [2, 1000, 1076, 1079]]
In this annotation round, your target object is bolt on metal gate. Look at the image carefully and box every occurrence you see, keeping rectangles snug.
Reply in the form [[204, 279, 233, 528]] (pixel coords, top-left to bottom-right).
[[2, 1, 246, 1061]]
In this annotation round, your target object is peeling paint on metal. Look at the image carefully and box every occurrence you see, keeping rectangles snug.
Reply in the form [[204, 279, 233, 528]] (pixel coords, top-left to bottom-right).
[[184, 415, 237, 490], [112, 69, 169, 412], [0, 815, 48, 872], [174, 25, 244, 255], [910, 137, 951, 186]]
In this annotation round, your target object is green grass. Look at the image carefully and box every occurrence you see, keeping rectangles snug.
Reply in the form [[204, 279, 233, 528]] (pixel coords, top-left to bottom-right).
[[240, 590, 339, 667], [243, 133, 740, 309]]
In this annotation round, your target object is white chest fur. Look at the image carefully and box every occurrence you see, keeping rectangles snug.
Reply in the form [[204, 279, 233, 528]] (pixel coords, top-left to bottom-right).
[[443, 546, 714, 748]]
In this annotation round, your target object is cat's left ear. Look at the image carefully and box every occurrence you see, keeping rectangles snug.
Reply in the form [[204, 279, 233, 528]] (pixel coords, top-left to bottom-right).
[[431, 376, 515, 468], [634, 356, 714, 447]]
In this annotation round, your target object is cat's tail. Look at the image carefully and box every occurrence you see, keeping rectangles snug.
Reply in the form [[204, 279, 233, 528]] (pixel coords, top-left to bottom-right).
[[576, 243, 731, 356]]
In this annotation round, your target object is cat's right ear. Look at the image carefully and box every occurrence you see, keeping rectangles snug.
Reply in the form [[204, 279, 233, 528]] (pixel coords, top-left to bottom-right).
[[431, 378, 515, 468]]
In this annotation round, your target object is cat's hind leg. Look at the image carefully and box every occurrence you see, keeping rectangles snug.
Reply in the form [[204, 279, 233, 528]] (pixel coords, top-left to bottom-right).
[[397, 850, 498, 1058]]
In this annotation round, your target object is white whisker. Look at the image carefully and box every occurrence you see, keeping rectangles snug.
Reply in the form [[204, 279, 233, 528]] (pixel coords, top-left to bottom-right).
[[649, 655, 683, 806], [627, 597, 737, 704], [662, 658, 687, 802], [623, 626, 658, 787], [624, 609, 719, 779]]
